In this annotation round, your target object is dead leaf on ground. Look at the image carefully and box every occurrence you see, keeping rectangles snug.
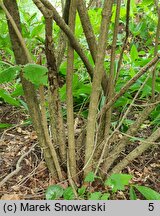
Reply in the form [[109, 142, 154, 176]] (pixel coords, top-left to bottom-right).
[[1, 194, 21, 200]]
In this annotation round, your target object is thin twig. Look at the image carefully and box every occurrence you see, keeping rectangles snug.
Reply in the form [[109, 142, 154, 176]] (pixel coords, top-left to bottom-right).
[[0, 143, 37, 188]]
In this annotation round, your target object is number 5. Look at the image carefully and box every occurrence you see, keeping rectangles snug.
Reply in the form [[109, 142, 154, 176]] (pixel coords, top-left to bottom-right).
[[148, 203, 154, 211]]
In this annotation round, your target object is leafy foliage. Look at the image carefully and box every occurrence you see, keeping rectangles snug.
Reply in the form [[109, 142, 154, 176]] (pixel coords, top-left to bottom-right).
[[84, 172, 96, 183], [23, 64, 48, 86], [105, 174, 133, 192], [134, 185, 160, 200], [88, 192, 102, 200], [45, 173, 160, 200], [0, 123, 13, 129], [63, 187, 75, 200], [129, 186, 137, 200], [0, 63, 48, 111], [0, 89, 21, 106], [45, 185, 64, 200], [0, 66, 21, 84]]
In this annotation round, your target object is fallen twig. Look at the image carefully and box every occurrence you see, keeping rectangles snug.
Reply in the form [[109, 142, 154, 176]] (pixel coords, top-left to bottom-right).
[[0, 143, 37, 188]]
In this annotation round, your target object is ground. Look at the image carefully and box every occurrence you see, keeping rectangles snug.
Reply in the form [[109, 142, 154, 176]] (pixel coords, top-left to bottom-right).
[[0, 104, 160, 200]]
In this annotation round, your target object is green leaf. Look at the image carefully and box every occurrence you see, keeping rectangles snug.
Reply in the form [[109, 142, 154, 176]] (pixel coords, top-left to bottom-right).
[[78, 186, 86, 196], [23, 64, 48, 86], [28, 13, 37, 24], [0, 66, 21, 84], [0, 123, 13, 129], [105, 174, 133, 192], [89, 192, 102, 200], [84, 172, 96, 183], [134, 185, 160, 200], [11, 85, 24, 97], [114, 96, 129, 108], [129, 186, 137, 200], [130, 44, 138, 62], [140, 84, 152, 98], [101, 193, 110, 200], [0, 89, 20, 106], [0, 60, 13, 68], [19, 99, 28, 110], [45, 185, 63, 200], [60, 84, 66, 101], [151, 112, 160, 126], [81, 110, 88, 118], [31, 24, 44, 37], [142, 0, 153, 6], [130, 0, 137, 14], [59, 61, 67, 75], [63, 187, 75, 200], [129, 67, 136, 78], [123, 119, 134, 126], [74, 85, 91, 98]]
